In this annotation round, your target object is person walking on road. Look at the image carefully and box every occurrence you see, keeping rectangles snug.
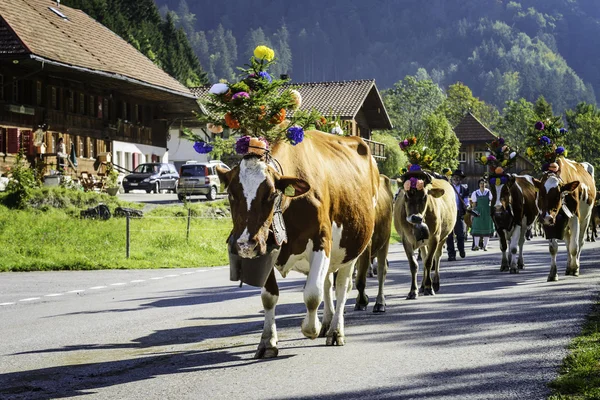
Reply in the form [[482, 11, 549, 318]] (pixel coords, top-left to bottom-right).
[[470, 178, 495, 251], [446, 169, 469, 261]]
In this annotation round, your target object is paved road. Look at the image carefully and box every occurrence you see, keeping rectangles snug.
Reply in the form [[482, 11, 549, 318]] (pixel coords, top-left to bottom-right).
[[1, 237, 599, 399], [116, 191, 227, 211]]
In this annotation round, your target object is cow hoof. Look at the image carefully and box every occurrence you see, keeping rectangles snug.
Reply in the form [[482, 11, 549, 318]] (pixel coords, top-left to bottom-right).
[[318, 322, 330, 338], [373, 302, 386, 313], [302, 320, 321, 339], [418, 286, 424, 294], [354, 303, 367, 311], [500, 264, 509, 272], [326, 332, 345, 346], [406, 292, 418, 300], [254, 346, 278, 359], [433, 282, 440, 292], [518, 262, 524, 270], [509, 268, 519, 274], [547, 275, 559, 282], [423, 288, 435, 296]]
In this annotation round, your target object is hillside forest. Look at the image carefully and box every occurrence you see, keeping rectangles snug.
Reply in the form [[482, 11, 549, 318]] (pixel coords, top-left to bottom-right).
[[60, 0, 600, 182]]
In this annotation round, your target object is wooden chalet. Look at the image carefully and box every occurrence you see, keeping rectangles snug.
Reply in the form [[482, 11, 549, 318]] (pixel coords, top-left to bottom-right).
[[0, 0, 199, 180], [454, 112, 535, 192], [179, 79, 392, 167]]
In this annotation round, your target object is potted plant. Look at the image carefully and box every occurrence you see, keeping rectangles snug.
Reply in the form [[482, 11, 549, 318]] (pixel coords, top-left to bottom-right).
[[105, 164, 120, 196]]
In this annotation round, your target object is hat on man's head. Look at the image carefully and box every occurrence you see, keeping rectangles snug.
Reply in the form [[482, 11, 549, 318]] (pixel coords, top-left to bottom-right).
[[452, 169, 466, 178]]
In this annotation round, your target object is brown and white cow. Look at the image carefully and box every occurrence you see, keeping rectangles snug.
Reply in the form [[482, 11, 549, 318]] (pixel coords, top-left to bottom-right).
[[489, 175, 538, 273], [393, 173, 456, 299], [354, 175, 393, 313], [532, 158, 596, 281], [217, 130, 378, 358]]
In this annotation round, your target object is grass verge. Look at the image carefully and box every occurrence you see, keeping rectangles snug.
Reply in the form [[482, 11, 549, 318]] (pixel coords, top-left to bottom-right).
[[547, 295, 600, 399]]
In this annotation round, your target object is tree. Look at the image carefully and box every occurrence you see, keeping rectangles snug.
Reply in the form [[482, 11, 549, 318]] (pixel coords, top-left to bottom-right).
[[565, 102, 600, 187], [497, 98, 536, 152], [442, 82, 500, 130], [371, 132, 407, 178]]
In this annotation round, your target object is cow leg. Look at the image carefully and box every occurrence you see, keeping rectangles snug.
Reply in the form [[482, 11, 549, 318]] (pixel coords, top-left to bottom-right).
[[418, 246, 428, 294], [567, 216, 584, 276], [319, 272, 334, 338], [373, 242, 390, 313], [404, 241, 419, 300], [254, 270, 279, 359], [422, 239, 438, 296], [547, 239, 559, 281], [431, 241, 444, 293], [354, 244, 371, 311], [517, 220, 529, 270], [509, 225, 522, 274], [326, 260, 355, 346], [498, 230, 509, 272], [301, 250, 329, 340]]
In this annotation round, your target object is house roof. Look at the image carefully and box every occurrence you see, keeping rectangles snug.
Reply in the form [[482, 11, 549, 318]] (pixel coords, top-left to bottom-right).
[[454, 112, 497, 144], [190, 79, 393, 130], [0, 0, 194, 99]]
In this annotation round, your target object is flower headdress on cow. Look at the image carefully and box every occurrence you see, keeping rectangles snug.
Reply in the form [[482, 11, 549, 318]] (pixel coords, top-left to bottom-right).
[[398, 136, 435, 191], [478, 137, 518, 186], [524, 116, 568, 173], [182, 45, 322, 157]]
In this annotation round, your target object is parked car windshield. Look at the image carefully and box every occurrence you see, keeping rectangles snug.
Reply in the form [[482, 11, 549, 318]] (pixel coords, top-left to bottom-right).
[[180, 165, 206, 177], [133, 164, 160, 174]]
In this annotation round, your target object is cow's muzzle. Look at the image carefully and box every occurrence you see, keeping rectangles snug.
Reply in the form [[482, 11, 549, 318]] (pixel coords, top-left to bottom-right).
[[407, 214, 423, 225]]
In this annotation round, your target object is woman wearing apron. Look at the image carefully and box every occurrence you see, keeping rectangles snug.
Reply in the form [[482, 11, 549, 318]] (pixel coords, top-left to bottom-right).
[[470, 178, 495, 251]]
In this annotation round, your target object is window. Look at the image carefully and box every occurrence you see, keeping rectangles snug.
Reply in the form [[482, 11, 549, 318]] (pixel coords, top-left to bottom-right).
[[51, 87, 57, 109], [12, 80, 19, 103], [36, 81, 42, 105], [78, 136, 84, 158], [67, 90, 74, 112], [102, 98, 109, 120], [474, 151, 485, 164], [458, 152, 467, 163], [79, 93, 85, 114], [89, 95, 95, 117]]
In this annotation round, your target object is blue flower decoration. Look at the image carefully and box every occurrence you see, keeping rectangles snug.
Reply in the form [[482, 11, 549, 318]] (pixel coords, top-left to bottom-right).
[[286, 126, 304, 146], [539, 136, 551, 145], [409, 164, 422, 172], [193, 141, 213, 154], [258, 71, 272, 83], [235, 136, 251, 154], [559, 128, 568, 134], [489, 177, 496, 185], [500, 176, 509, 184], [556, 146, 565, 155]]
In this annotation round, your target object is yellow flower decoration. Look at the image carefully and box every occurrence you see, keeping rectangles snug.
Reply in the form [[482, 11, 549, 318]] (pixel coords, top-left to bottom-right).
[[526, 147, 534, 157], [480, 155, 487, 164], [254, 45, 275, 61], [502, 160, 508, 167]]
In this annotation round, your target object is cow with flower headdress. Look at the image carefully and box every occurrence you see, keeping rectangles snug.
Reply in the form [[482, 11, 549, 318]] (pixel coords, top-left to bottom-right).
[[186, 46, 379, 358], [393, 138, 456, 298], [479, 137, 538, 273], [526, 119, 596, 281]]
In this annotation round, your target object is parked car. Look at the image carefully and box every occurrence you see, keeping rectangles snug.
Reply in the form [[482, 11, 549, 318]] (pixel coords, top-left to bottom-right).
[[122, 163, 179, 194], [176, 160, 229, 201]]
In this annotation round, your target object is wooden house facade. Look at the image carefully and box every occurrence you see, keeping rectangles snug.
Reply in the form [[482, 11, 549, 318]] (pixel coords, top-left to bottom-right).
[[454, 112, 534, 192], [0, 0, 199, 178]]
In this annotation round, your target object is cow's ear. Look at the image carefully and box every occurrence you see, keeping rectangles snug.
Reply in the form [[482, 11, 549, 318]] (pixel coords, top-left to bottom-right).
[[217, 166, 234, 189], [561, 181, 580, 194], [507, 175, 516, 188], [275, 176, 311, 198], [428, 188, 445, 198]]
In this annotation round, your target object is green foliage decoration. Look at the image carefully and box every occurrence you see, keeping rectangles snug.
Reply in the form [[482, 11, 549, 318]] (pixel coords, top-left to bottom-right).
[[4, 150, 38, 209], [524, 116, 568, 173]]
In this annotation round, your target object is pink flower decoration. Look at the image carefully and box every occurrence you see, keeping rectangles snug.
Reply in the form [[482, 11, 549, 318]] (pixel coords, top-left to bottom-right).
[[416, 179, 425, 191], [404, 180, 412, 191]]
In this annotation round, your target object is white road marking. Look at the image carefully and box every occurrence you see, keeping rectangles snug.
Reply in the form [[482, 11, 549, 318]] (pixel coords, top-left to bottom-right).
[[44, 293, 63, 297], [130, 279, 145, 283], [19, 297, 40, 302], [150, 277, 164, 280], [89, 286, 107, 290], [164, 274, 179, 278], [0, 302, 15, 306], [67, 289, 84, 293], [110, 283, 127, 286]]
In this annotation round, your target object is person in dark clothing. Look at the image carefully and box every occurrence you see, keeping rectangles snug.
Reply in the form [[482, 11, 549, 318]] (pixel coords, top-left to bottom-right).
[[446, 169, 469, 261]]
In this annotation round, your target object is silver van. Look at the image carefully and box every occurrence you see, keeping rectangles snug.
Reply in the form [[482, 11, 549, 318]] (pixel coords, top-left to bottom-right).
[[176, 160, 229, 201]]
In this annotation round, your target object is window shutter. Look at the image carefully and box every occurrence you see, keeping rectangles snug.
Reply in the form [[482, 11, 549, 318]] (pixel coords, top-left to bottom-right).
[[7, 128, 20, 154]]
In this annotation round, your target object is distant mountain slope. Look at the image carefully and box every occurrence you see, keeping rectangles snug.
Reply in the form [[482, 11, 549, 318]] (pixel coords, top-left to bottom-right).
[[156, 0, 600, 113]]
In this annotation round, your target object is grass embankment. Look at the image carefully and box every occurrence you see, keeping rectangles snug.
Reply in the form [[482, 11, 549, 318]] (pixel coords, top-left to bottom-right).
[[0, 188, 231, 271], [548, 296, 600, 399]]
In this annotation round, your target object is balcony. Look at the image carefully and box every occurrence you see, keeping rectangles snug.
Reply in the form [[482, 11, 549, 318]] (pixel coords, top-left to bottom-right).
[[364, 138, 386, 160]]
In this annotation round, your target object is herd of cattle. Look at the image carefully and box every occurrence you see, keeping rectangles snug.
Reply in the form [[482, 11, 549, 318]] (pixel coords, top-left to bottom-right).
[[215, 131, 597, 358]]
